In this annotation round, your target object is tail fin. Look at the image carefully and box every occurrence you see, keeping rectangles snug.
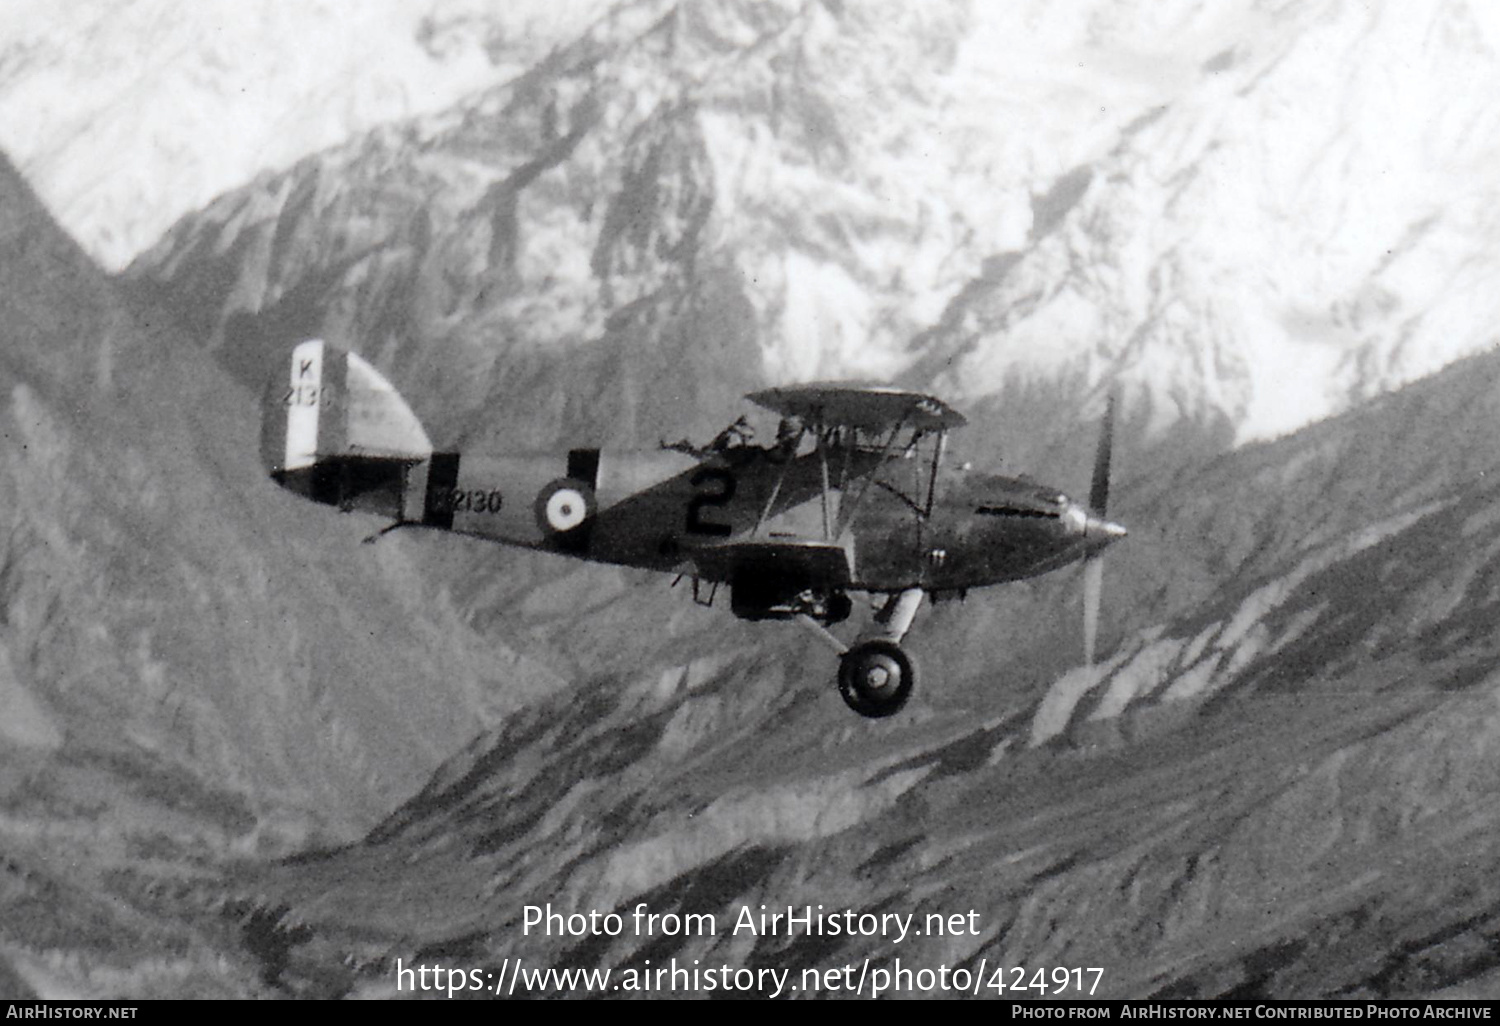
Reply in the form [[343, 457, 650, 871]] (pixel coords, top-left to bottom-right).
[[262, 339, 433, 520]]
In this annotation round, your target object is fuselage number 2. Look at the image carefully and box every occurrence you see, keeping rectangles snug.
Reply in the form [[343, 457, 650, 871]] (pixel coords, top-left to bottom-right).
[[686, 467, 736, 537]]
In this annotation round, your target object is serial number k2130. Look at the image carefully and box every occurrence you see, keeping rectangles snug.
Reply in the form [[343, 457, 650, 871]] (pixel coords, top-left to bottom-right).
[[431, 488, 503, 515]]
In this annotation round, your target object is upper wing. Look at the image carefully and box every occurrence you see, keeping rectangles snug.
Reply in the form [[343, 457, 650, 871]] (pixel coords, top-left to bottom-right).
[[746, 383, 966, 433]]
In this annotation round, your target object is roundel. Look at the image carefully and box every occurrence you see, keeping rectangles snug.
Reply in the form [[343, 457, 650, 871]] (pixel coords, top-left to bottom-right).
[[534, 478, 596, 535]]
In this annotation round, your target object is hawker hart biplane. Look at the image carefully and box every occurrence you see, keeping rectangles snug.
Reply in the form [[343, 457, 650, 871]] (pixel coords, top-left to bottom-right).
[[264, 340, 1127, 718]]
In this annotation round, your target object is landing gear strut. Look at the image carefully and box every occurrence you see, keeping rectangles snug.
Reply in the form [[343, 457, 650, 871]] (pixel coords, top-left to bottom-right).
[[802, 587, 924, 719]]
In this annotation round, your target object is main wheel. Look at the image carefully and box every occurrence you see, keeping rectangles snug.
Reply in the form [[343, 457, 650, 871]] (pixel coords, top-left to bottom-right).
[[837, 640, 915, 719]]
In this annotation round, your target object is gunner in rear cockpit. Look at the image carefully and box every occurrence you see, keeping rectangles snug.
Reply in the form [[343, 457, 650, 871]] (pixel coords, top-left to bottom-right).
[[708, 414, 754, 452]]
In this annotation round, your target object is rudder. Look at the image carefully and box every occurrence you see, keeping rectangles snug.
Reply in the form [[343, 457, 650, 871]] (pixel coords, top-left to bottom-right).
[[262, 339, 433, 520]]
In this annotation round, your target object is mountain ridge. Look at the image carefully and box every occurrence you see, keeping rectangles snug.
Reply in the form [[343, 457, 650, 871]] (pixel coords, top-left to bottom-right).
[[118, 0, 1500, 451]]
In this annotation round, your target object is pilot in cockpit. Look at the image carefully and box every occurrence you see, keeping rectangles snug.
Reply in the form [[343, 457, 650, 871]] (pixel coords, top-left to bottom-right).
[[773, 415, 804, 457]]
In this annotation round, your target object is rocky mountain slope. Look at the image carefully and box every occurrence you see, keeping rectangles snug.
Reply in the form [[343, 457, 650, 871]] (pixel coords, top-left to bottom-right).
[[220, 346, 1500, 1000], [0, 152, 567, 995]]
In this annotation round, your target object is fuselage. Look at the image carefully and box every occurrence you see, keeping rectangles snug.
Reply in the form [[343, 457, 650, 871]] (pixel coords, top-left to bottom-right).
[[418, 442, 1120, 593], [261, 340, 1124, 599], [263, 340, 1128, 718]]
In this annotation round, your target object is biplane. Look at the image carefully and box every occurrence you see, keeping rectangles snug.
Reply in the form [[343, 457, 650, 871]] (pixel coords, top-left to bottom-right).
[[263, 340, 1127, 718]]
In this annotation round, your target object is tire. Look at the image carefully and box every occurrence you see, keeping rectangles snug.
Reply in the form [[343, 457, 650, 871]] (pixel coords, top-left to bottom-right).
[[837, 640, 915, 719]]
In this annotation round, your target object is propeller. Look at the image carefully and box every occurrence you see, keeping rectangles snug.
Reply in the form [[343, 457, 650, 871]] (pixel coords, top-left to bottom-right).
[[1088, 393, 1116, 518], [1082, 394, 1117, 668], [1082, 555, 1103, 668]]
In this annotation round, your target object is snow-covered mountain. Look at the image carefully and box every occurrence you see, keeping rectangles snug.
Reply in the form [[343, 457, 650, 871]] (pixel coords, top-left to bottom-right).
[[0, 0, 602, 270], [915, 0, 1500, 443], [114, 0, 1500, 453]]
